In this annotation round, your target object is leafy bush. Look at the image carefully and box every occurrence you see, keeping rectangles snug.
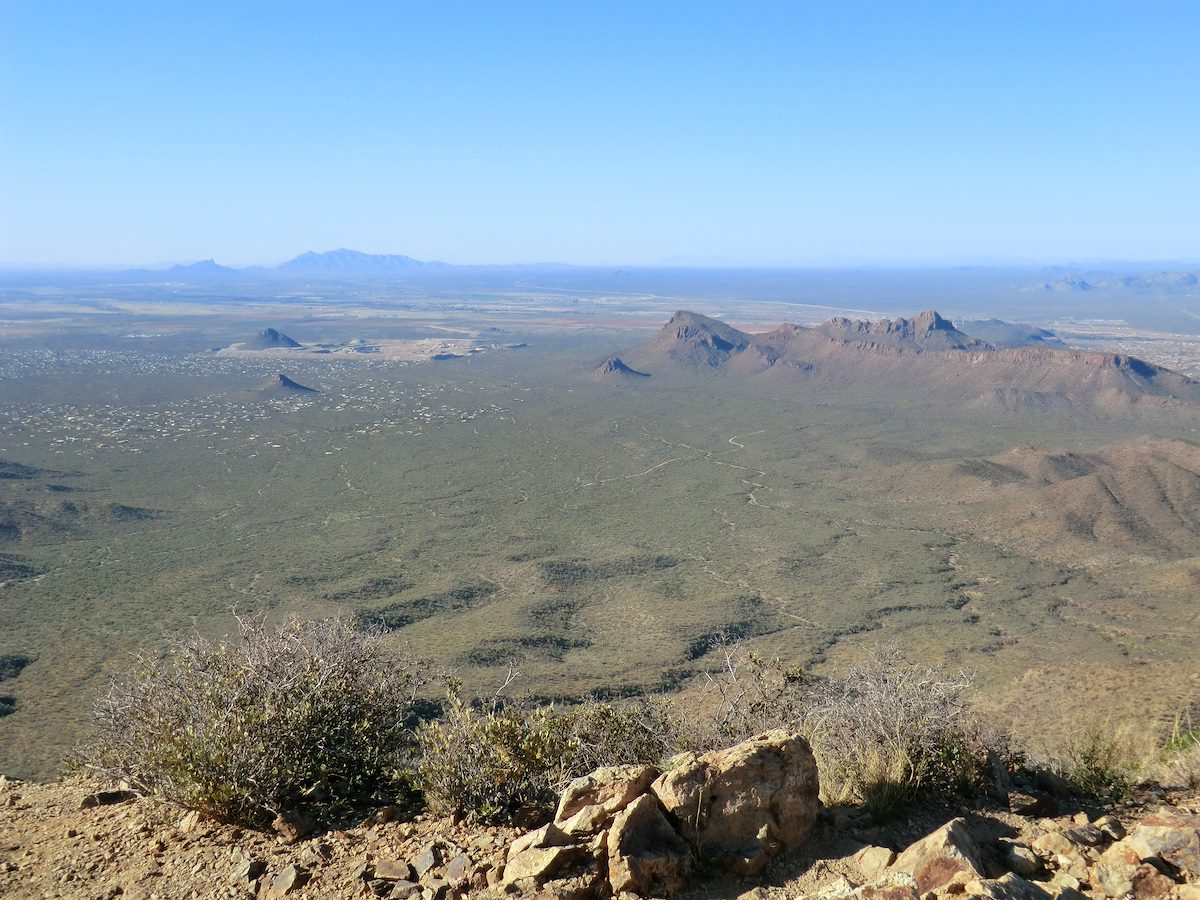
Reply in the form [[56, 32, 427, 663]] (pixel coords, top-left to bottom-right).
[[1061, 726, 1136, 799], [564, 696, 677, 774], [75, 615, 434, 828], [414, 678, 674, 822], [415, 693, 575, 820]]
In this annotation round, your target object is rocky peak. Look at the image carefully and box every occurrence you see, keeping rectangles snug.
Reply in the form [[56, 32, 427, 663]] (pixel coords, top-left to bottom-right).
[[593, 356, 650, 379]]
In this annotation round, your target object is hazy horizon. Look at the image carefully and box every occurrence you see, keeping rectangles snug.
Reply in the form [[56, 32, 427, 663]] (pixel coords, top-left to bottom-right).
[[4, 248, 1200, 275]]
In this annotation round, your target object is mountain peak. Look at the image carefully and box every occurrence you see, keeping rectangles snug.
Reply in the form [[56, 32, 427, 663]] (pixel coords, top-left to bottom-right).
[[257, 372, 318, 394], [593, 355, 650, 379], [915, 309, 952, 329], [163, 258, 238, 278], [244, 328, 301, 350], [819, 310, 988, 351]]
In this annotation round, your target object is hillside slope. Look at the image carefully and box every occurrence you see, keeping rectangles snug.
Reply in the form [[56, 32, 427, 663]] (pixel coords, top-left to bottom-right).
[[619, 311, 1200, 416]]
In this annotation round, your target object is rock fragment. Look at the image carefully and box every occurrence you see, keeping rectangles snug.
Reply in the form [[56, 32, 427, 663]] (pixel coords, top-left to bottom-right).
[[264, 863, 309, 898], [605, 794, 691, 896], [890, 818, 984, 895]]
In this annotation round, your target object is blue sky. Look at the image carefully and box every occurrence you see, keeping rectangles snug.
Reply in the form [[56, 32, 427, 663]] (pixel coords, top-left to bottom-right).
[[1, 1, 1198, 267]]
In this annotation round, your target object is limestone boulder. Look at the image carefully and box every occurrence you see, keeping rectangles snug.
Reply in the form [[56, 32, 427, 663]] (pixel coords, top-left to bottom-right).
[[853, 845, 897, 879], [264, 864, 308, 898], [510, 822, 573, 857], [817, 872, 920, 900], [1091, 841, 1142, 897], [651, 730, 819, 875], [1031, 830, 1092, 882], [964, 872, 1051, 900]]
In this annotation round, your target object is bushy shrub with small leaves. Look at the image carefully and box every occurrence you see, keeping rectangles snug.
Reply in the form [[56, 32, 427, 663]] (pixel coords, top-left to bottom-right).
[[415, 693, 574, 820], [564, 696, 677, 774], [680, 641, 990, 817], [75, 615, 433, 828], [801, 646, 984, 814], [414, 685, 675, 822], [1060, 726, 1136, 799]]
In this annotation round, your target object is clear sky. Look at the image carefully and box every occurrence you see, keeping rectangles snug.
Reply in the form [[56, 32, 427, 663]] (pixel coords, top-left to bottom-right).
[[2, 1, 1198, 267]]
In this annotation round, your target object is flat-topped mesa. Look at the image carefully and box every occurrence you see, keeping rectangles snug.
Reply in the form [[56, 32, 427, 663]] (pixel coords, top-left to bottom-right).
[[982, 346, 1163, 375]]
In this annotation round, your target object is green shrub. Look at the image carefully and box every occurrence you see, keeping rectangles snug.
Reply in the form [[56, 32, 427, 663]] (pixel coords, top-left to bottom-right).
[[75, 615, 433, 828], [414, 685, 675, 822], [415, 693, 575, 820], [564, 696, 677, 774], [1063, 727, 1135, 799]]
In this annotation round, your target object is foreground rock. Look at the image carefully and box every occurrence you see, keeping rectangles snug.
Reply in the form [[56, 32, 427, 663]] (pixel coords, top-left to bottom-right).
[[606, 794, 691, 895], [499, 730, 820, 896], [555, 765, 658, 837], [652, 730, 821, 875], [889, 818, 984, 894]]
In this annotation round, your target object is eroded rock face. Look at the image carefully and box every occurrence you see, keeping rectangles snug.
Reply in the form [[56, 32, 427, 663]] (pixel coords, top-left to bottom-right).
[[605, 794, 691, 896], [554, 765, 659, 837], [889, 818, 984, 895], [651, 730, 820, 875]]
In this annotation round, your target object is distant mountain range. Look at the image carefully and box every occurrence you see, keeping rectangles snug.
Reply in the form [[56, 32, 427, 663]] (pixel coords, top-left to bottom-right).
[[116, 249, 451, 282], [605, 310, 1200, 417], [1028, 271, 1200, 293], [957, 319, 1065, 349], [276, 249, 447, 274], [165, 259, 241, 278], [23, 253, 1199, 296]]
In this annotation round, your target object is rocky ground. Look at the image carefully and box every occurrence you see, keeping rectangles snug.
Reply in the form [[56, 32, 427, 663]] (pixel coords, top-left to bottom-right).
[[0, 735, 1197, 900]]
